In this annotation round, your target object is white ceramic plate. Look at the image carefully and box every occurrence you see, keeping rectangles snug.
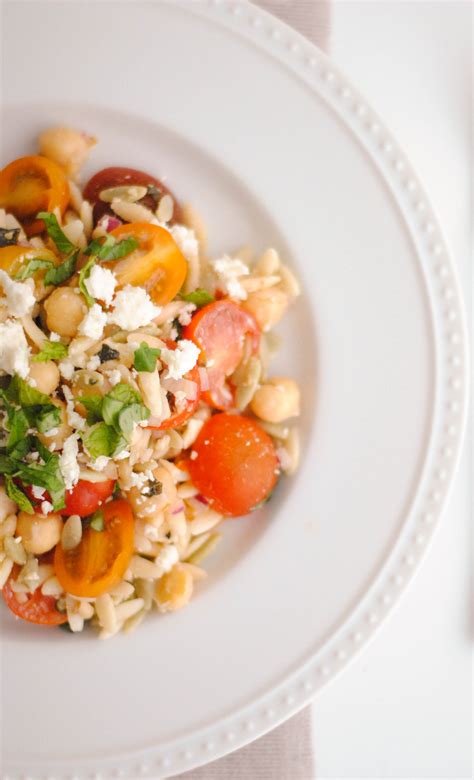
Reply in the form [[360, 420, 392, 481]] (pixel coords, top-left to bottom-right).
[[1, 1, 468, 777]]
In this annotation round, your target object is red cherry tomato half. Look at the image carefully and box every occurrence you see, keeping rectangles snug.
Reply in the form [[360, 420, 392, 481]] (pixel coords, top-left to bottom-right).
[[83, 166, 182, 225], [187, 413, 279, 517], [22, 479, 115, 517], [2, 566, 67, 626], [183, 300, 260, 410], [147, 340, 201, 431]]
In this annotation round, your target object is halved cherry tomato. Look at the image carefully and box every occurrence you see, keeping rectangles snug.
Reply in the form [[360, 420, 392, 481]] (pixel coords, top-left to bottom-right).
[[0, 155, 69, 236], [183, 300, 260, 410], [187, 413, 279, 517], [147, 340, 201, 431], [2, 566, 67, 626], [0, 245, 59, 287], [22, 479, 116, 518], [108, 222, 187, 305], [83, 166, 182, 225], [54, 499, 134, 598]]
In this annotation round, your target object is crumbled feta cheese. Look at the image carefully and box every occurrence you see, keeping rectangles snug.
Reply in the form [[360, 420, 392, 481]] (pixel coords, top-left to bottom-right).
[[62, 385, 86, 431], [41, 500, 54, 514], [59, 361, 75, 380], [108, 286, 161, 330], [105, 368, 121, 386], [128, 471, 148, 490], [0, 319, 30, 378], [84, 265, 117, 305], [78, 303, 107, 340], [114, 449, 130, 461], [190, 450, 198, 460], [44, 427, 59, 438], [169, 224, 199, 264], [177, 303, 196, 327], [59, 434, 80, 490], [31, 485, 45, 500], [86, 355, 101, 371], [211, 255, 249, 300], [0, 270, 35, 317], [155, 544, 179, 573], [49, 331, 61, 342], [144, 523, 161, 542], [160, 339, 200, 380], [88, 455, 110, 471]]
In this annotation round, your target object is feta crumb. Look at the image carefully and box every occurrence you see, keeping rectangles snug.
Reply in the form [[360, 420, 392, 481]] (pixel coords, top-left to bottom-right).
[[108, 285, 161, 330], [211, 255, 249, 300], [0, 319, 30, 378], [41, 501, 54, 515], [84, 265, 117, 305], [114, 449, 130, 461], [0, 270, 35, 317], [31, 485, 45, 500], [59, 434, 80, 490], [190, 450, 198, 461], [78, 303, 107, 340], [49, 332, 61, 342], [86, 355, 101, 371], [44, 427, 59, 438], [59, 361, 75, 380], [105, 368, 121, 386], [88, 455, 110, 471], [62, 385, 86, 431], [128, 471, 148, 490], [160, 339, 200, 380], [177, 303, 196, 327], [169, 224, 199, 264], [155, 544, 179, 574]]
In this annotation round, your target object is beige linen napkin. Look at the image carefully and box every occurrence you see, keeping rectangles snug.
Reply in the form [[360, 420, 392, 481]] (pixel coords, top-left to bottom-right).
[[174, 2, 330, 779]]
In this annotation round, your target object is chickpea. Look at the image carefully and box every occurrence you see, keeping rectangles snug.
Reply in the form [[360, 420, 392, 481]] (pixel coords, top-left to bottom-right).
[[44, 287, 87, 337], [155, 564, 194, 612], [28, 360, 60, 395], [37, 399, 73, 450], [16, 511, 62, 555], [242, 287, 288, 332], [38, 126, 96, 178], [251, 377, 300, 423]]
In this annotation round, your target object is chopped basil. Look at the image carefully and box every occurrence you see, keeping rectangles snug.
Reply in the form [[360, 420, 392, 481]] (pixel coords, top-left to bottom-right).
[[77, 394, 103, 424], [133, 342, 161, 373], [8, 435, 35, 461], [180, 289, 214, 308], [5, 475, 34, 514], [6, 408, 30, 453], [32, 341, 68, 363], [97, 343, 120, 363], [81, 235, 138, 305], [0, 227, 20, 247], [0, 454, 19, 474], [15, 258, 55, 281], [16, 456, 65, 511], [117, 403, 149, 441], [106, 383, 142, 406], [101, 394, 126, 430], [82, 422, 126, 459], [89, 509, 104, 532], [5, 375, 51, 407], [43, 251, 78, 286], [78, 255, 97, 307], [36, 406, 61, 434], [37, 211, 76, 255]]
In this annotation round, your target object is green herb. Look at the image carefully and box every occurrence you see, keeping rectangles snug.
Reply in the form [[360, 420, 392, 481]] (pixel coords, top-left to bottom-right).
[[85, 235, 138, 261], [78, 255, 97, 307], [133, 342, 161, 372], [6, 408, 30, 453], [0, 227, 20, 247], [36, 406, 61, 434], [32, 341, 68, 363], [82, 422, 126, 459], [106, 383, 141, 406], [101, 394, 126, 430], [180, 289, 215, 308], [8, 435, 35, 461], [112, 481, 121, 499], [97, 343, 120, 363], [0, 454, 19, 474], [89, 509, 105, 532], [117, 403, 149, 440], [16, 455, 65, 511], [15, 258, 55, 281], [5, 375, 51, 407], [37, 211, 76, 255], [77, 394, 103, 424], [43, 251, 78, 286], [4, 474, 34, 514]]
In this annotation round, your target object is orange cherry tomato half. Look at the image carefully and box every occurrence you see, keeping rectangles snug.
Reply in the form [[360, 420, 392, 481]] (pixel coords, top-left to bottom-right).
[[146, 340, 201, 431], [54, 499, 134, 598], [83, 166, 183, 225], [187, 413, 279, 517], [0, 155, 69, 236], [0, 245, 59, 284], [108, 222, 187, 306], [2, 566, 67, 626], [183, 300, 260, 410]]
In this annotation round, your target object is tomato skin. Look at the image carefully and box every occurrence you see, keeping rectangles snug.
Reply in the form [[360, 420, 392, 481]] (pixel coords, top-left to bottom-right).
[[187, 413, 279, 517], [108, 222, 187, 306], [0, 155, 69, 236], [54, 499, 134, 598], [83, 166, 182, 225], [22, 479, 116, 518], [147, 340, 201, 431], [183, 300, 260, 410], [2, 566, 67, 626]]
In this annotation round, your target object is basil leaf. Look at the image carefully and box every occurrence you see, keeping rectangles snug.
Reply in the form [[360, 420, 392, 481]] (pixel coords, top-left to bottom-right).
[[16, 457, 65, 511], [83, 422, 126, 459], [89, 509, 104, 532], [8, 435, 35, 461], [36, 406, 61, 434], [77, 395, 103, 424], [78, 255, 97, 307], [133, 342, 161, 373], [15, 258, 54, 280], [5, 375, 51, 407], [180, 289, 214, 308], [5, 475, 34, 514], [84, 236, 114, 257], [32, 341, 68, 363], [106, 383, 141, 406], [117, 403, 149, 441], [84, 235, 138, 261], [37, 211, 76, 255], [6, 408, 30, 453], [0, 455, 18, 474], [101, 395, 125, 430], [97, 343, 119, 363], [0, 227, 20, 248], [43, 251, 78, 286]]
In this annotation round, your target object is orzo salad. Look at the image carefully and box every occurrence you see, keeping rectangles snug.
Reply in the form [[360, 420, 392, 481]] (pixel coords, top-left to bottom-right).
[[0, 127, 300, 637]]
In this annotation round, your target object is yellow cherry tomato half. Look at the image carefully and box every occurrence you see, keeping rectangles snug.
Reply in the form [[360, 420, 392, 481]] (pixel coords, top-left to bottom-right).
[[54, 499, 134, 598], [0, 155, 69, 236], [108, 222, 188, 306]]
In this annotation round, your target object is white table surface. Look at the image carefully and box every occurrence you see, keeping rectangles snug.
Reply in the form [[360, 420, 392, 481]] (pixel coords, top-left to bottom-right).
[[312, 2, 472, 778]]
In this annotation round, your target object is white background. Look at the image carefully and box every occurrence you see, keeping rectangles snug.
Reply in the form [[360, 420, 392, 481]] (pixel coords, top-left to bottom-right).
[[312, 2, 472, 778]]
